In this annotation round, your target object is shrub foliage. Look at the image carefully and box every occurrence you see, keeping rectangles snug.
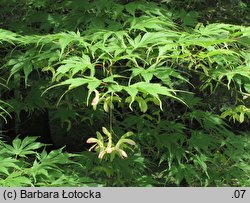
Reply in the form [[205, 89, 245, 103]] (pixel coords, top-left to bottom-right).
[[0, 0, 249, 186]]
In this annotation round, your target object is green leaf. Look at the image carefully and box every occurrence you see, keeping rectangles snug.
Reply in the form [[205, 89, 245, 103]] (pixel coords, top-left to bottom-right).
[[123, 86, 138, 110], [0, 172, 33, 187], [4, 137, 44, 157], [54, 55, 95, 81], [136, 96, 148, 113], [0, 157, 20, 175]]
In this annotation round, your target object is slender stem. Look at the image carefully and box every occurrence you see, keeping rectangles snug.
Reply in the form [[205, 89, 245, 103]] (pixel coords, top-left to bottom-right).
[[109, 92, 113, 133]]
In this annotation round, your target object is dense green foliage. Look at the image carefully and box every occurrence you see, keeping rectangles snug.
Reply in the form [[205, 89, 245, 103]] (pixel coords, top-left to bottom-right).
[[0, 137, 82, 186], [0, 0, 250, 186]]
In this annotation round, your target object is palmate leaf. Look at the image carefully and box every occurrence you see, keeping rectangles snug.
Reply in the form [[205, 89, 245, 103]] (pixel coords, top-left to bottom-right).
[[55, 31, 88, 59], [131, 82, 186, 109], [43, 76, 101, 105], [28, 159, 51, 180], [221, 105, 250, 123], [123, 86, 138, 110], [124, 1, 139, 16], [54, 55, 95, 81], [180, 10, 199, 27], [135, 96, 148, 113], [193, 154, 209, 178], [198, 49, 239, 59], [44, 77, 100, 91], [35, 148, 78, 171], [23, 83, 48, 110], [130, 65, 191, 87], [195, 23, 233, 38], [0, 171, 33, 187], [96, 42, 126, 59], [126, 32, 166, 49], [6, 48, 41, 86], [129, 16, 175, 32], [0, 29, 19, 43], [3, 137, 45, 157], [124, 81, 185, 110], [124, 0, 168, 18], [212, 65, 250, 89], [0, 157, 20, 175]]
